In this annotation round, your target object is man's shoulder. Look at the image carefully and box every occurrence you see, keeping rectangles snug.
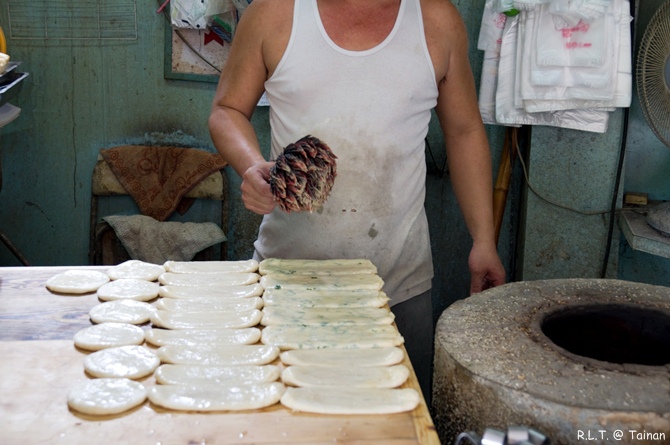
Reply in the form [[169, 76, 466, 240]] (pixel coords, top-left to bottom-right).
[[245, 0, 294, 20], [420, 0, 463, 28]]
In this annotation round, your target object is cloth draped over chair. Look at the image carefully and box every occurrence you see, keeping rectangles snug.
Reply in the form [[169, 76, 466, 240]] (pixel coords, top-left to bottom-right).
[[98, 145, 228, 263]]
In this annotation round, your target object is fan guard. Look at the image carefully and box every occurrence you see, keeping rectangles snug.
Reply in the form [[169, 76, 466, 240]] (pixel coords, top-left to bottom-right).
[[636, 0, 670, 148]]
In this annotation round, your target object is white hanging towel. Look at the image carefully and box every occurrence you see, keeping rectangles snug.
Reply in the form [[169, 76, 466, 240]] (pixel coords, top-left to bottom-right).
[[478, 0, 507, 52]]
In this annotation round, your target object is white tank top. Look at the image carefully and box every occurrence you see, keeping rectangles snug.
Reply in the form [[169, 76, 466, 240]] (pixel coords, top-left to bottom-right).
[[256, 0, 439, 305]]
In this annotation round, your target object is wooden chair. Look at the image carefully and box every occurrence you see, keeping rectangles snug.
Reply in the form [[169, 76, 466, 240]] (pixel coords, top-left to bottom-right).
[[88, 157, 229, 265]]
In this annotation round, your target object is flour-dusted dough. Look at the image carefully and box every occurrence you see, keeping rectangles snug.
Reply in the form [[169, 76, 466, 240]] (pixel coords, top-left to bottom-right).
[[154, 296, 263, 312], [261, 325, 404, 350], [281, 387, 419, 414], [67, 378, 147, 415], [84, 345, 160, 379], [259, 258, 377, 276], [261, 306, 394, 326], [154, 364, 280, 385], [282, 365, 409, 388], [158, 272, 260, 287], [106, 260, 165, 281], [157, 344, 280, 366], [159, 283, 264, 299], [145, 327, 261, 347], [263, 289, 389, 308], [163, 260, 259, 274], [96, 279, 160, 302], [46, 270, 110, 294], [89, 299, 156, 324], [74, 322, 145, 351], [148, 382, 285, 411], [150, 309, 262, 329], [280, 347, 405, 367], [260, 274, 384, 291]]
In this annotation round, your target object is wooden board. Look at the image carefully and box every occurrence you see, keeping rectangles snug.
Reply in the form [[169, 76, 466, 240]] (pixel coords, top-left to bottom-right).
[[0, 266, 440, 444]]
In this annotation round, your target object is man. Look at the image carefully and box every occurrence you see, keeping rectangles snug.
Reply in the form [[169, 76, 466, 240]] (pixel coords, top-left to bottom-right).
[[209, 0, 506, 403]]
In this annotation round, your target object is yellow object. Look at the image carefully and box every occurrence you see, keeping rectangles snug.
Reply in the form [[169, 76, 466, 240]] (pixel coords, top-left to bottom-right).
[[0, 26, 6, 55]]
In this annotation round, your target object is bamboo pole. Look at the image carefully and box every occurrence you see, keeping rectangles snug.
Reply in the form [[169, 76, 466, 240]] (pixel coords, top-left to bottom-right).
[[493, 127, 518, 245]]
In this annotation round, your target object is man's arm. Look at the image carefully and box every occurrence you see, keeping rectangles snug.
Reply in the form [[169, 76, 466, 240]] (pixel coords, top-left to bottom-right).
[[430, 1, 506, 293], [208, 0, 290, 215]]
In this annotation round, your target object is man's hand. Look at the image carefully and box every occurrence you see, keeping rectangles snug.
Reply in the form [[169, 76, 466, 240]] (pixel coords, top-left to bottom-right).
[[241, 161, 276, 215], [468, 240, 506, 295]]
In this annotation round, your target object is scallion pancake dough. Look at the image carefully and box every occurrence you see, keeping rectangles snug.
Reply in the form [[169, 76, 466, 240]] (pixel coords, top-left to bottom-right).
[[46, 270, 110, 294], [263, 289, 389, 308], [106, 260, 165, 281], [89, 299, 156, 324], [96, 279, 159, 302], [260, 273, 384, 291], [158, 272, 259, 287], [154, 296, 263, 312], [145, 327, 261, 347], [282, 365, 409, 388], [67, 378, 147, 415], [150, 309, 262, 329], [280, 347, 405, 367], [260, 306, 394, 326], [74, 322, 145, 351], [154, 364, 280, 385], [261, 325, 405, 350], [84, 345, 160, 379], [158, 283, 264, 299], [163, 259, 259, 274], [280, 387, 419, 414], [157, 344, 280, 366], [259, 258, 377, 276], [148, 382, 285, 412]]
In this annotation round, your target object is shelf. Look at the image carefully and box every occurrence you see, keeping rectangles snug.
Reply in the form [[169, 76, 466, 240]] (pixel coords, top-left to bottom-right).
[[619, 207, 670, 259]]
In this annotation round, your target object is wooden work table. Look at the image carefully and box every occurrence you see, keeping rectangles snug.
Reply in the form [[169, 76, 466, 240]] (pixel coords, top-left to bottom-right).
[[0, 266, 440, 445]]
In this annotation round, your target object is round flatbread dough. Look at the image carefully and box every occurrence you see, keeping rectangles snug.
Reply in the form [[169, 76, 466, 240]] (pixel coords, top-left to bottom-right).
[[74, 323, 145, 351], [89, 299, 156, 324], [106, 260, 166, 281], [84, 345, 160, 379], [46, 270, 110, 295], [67, 378, 147, 415], [97, 279, 159, 302]]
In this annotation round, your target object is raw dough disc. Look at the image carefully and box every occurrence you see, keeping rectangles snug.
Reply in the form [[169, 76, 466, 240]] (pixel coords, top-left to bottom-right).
[[263, 289, 389, 308], [260, 273, 384, 291], [97, 279, 160, 302], [280, 347, 405, 367], [282, 364, 409, 388], [260, 306, 394, 326], [150, 309, 262, 329], [261, 325, 404, 350], [89, 299, 156, 324], [259, 258, 377, 276], [145, 327, 261, 347], [154, 296, 263, 312], [154, 364, 280, 385], [84, 345, 160, 379], [46, 270, 110, 295], [163, 260, 259, 274], [67, 378, 147, 415], [158, 272, 259, 287], [106, 260, 165, 281], [73, 322, 145, 351], [159, 284, 264, 299], [148, 382, 285, 411], [157, 344, 280, 366], [280, 387, 419, 414]]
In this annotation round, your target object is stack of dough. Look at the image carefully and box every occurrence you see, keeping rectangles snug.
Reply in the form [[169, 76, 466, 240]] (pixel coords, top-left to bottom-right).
[[258, 258, 420, 415], [145, 259, 285, 411], [61, 258, 421, 416]]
